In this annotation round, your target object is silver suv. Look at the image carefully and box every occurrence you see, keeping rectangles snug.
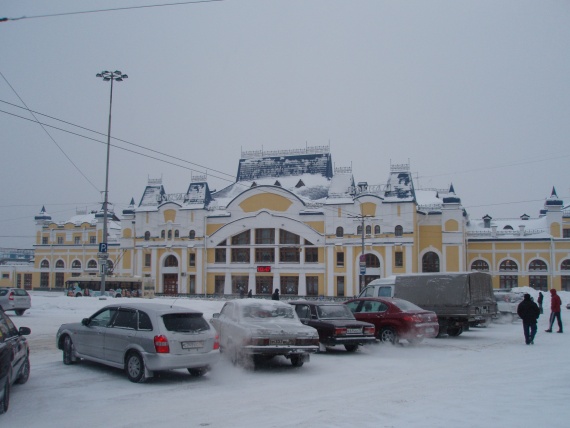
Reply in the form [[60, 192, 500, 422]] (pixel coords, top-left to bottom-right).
[[0, 288, 31, 316], [56, 302, 220, 383]]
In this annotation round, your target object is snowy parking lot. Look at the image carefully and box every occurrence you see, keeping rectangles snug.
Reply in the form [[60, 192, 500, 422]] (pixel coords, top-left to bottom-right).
[[3, 289, 568, 428]]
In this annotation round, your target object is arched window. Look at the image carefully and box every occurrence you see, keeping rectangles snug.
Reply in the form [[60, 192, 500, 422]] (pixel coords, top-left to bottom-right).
[[106, 260, 114, 271], [161, 230, 166, 239], [40, 260, 49, 269], [561, 259, 570, 270], [562, 260, 570, 291], [189, 230, 196, 240], [174, 230, 179, 238], [529, 259, 548, 291], [56, 260, 64, 269], [336, 227, 344, 238], [365, 253, 380, 268], [356, 225, 362, 235], [167, 230, 172, 239], [87, 259, 97, 269], [395, 225, 403, 237], [503, 225, 513, 230], [529, 259, 547, 271], [72, 260, 82, 269], [374, 225, 381, 234], [499, 260, 518, 271], [470, 260, 489, 271], [164, 255, 178, 267], [422, 252, 440, 272], [144, 231, 150, 241], [365, 225, 372, 235]]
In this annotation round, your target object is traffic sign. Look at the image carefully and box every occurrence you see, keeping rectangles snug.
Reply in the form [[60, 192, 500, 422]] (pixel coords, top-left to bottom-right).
[[99, 243, 108, 253]]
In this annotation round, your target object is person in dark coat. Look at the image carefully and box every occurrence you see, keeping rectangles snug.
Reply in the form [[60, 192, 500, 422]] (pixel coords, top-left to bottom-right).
[[517, 293, 540, 345], [545, 288, 563, 333], [271, 289, 280, 301], [537, 291, 544, 314], [247, 289, 253, 298]]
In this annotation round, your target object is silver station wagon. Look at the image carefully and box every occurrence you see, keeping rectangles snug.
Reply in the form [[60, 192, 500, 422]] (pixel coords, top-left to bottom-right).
[[56, 302, 220, 382], [211, 299, 319, 368]]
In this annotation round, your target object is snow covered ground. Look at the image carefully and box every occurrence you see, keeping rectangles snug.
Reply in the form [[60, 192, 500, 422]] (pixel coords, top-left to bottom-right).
[[3, 288, 569, 428]]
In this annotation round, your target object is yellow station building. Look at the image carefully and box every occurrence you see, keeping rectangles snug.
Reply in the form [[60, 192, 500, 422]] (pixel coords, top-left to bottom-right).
[[3, 146, 569, 296]]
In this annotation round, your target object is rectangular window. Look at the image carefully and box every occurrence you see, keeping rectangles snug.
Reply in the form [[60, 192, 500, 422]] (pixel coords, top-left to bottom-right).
[[232, 275, 249, 294], [279, 229, 300, 245], [255, 276, 273, 295], [395, 251, 403, 267], [188, 275, 196, 294], [231, 231, 250, 245], [499, 275, 518, 289], [231, 248, 250, 263], [336, 252, 344, 267], [56, 273, 64, 288], [306, 276, 319, 296], [42, 236, 48, 245], [189, 253, 195, 267], [90, 236, 96, 244], [255, 228, 275, 245], [24, 274, 32, 290], [336, 276, 345, 297], [74, 236, 81, 245], [57, 236, 64, 244], [279, 247, 300, 263], [255, 248, 275, 263], [529, 275, 548, 291], [214, 275, 225, 294], [1, 273, 9, 279], [305, 247, 318, 263], [215, 248, 226, 263], [280, 276, 299, 295], [562, 276, 570, 292], [17, 274, 22, 287], [564, 229, 570, 238], [40, 272, 50, 288], [144, 253, 151, 267]]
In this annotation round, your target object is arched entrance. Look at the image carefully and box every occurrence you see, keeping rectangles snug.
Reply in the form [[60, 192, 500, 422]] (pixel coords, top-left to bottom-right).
[[163, 255, 179, 295]]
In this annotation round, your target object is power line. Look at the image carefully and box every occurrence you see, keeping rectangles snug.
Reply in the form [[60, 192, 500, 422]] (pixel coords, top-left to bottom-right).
[[1, 0, 226, 22]]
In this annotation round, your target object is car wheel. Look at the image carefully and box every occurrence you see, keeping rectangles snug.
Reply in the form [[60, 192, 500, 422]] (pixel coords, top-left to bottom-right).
[[75, 293, 82, 297], [447, 326, 463, 337], [14, 309, 25, 316], [344, 344, 359, 352], [126, 352, 147, 383], [187, 366, 209, 377], [0, 379, 9, 415], [290, 355, 304, 367], [15, 356, 30, 385], [63, 335, 76, 365], [379, 327, 398, 344]]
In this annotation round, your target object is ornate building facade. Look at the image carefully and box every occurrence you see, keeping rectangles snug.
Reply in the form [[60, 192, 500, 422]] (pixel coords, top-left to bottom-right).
[[3, 146, 569, 296]]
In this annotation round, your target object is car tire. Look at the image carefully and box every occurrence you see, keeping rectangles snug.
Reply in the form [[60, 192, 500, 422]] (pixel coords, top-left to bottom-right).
[[126, 352, 147, 383], [290, 355, 304, 367], [0, 378, 9, 415], [187, 366, 209, 377], [447, 326, 463, 337], [63, 336, 76, 365], [14, 309, 25, 316], [15, 356, 30, 385], [379, 327, 398, 344], [344, 344, 359, 352]]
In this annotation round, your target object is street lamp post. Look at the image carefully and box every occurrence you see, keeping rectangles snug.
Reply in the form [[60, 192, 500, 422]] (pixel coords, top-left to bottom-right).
[[96, 70, 127, 298]]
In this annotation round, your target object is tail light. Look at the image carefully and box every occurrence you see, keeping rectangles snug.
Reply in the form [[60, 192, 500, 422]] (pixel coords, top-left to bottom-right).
[[9, 292, 14, 301], [154, 335, 170, 353], [296, 337, 319, 346], [403, 315, 422, 323], [364, 326, 375, 335], [213, 334, 220, 350], [245, 337, 270, 346], [334, 327, 347, 336]]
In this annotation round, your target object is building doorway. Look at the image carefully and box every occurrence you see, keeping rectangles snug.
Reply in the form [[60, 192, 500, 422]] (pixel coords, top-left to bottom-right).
[[163, 274, 178, 295]]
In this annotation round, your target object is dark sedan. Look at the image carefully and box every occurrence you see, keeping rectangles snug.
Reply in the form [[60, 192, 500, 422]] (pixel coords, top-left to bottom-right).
[[289, 301, 376, 352], [345, 297, 438, 344]]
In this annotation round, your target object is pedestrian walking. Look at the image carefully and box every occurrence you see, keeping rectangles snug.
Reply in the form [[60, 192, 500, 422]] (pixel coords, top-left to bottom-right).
[[271, 289, 280, 301], [545, 288, 563, 333], [247, 289, 252, 298], [537, 291, 544, 314], [517, 293, 540, 345]]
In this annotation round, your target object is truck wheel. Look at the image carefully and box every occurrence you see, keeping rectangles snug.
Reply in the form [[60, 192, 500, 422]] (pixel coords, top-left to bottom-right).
[[447, 326, 463, 337]]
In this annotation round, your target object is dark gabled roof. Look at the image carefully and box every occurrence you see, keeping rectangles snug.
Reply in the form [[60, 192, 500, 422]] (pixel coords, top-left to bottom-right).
[[185, 182, 212, 205]]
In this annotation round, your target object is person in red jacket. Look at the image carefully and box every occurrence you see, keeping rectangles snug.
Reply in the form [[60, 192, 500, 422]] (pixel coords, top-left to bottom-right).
[[545, 289, 563, 333]]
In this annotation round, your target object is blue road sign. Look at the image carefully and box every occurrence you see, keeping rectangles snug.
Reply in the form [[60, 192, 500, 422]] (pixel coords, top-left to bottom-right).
[[99, 243, 108, 253]]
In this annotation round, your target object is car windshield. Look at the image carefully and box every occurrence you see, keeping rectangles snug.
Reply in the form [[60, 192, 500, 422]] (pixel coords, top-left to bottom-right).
[[316, 305, 354, 319], [242, 304, 295, 320], [0, 289, 7, 296], [162, 313, 210, 332], [392, 299, 423, 312]]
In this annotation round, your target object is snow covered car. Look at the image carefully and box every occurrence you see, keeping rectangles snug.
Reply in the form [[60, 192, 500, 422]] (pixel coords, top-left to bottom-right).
[[211, 299, 319, 368], [56, 302, 220, 383], [288, 300, 376, 352], [0, 308, 31, 414]]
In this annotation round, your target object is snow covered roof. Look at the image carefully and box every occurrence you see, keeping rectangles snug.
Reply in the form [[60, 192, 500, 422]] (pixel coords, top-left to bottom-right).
[[467, 215, 550, 240]]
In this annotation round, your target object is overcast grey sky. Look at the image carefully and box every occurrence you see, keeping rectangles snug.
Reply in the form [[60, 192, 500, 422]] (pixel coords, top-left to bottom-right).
[[1, 0, 569, 249]]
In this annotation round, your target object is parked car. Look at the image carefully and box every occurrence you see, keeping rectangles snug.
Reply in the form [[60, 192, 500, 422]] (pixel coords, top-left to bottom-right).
[[493, 289, 524, 322], [288, 300, 376, 352], [56, 302, 220, 383], [0, 308, 31, 414], [345, 297, 439, 344], [0, 288, 31, 316], [211, 299, 319, 368]]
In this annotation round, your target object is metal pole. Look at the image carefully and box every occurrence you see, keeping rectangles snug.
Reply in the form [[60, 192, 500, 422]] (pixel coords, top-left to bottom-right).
[[360, 216, 365, 293], [101, 77, 114, 298]]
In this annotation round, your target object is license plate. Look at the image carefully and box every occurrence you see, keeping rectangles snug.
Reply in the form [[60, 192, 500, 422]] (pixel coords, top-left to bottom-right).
[[269, 339, 291, 345], [181, 341, 203, 349], [347, 328, 361, 334]]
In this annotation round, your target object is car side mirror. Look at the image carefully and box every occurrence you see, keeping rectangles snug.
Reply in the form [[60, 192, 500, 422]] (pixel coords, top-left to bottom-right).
[[18, 326, 31, 336], [81, 318, 90, 326]]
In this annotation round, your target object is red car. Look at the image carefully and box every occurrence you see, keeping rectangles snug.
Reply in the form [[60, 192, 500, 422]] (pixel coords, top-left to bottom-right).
[[345, 297, 439, 344]]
